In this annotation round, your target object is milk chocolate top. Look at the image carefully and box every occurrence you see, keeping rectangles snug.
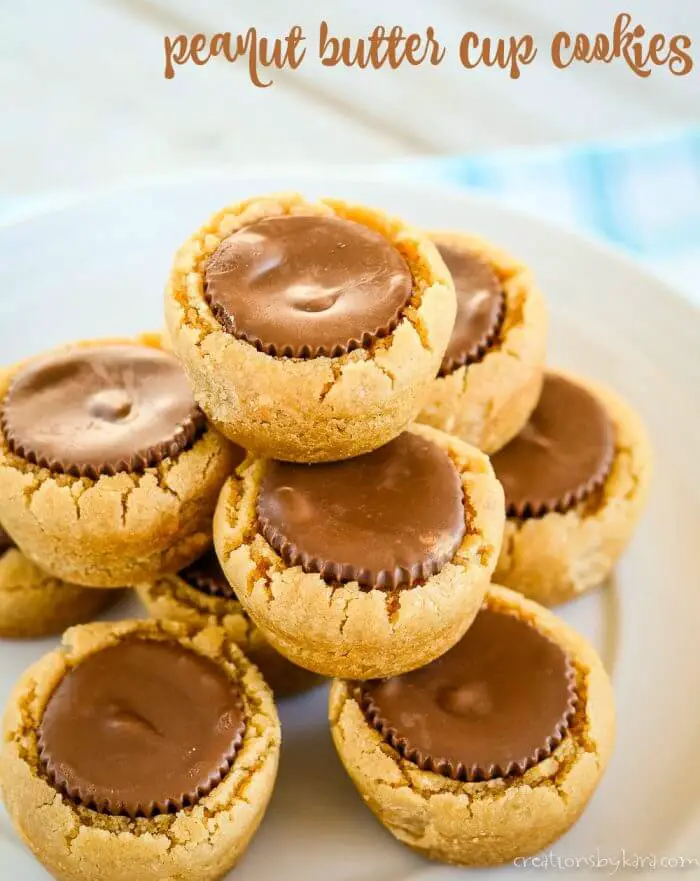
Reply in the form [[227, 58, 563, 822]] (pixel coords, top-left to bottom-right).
[[38, 638, 244, 817], [491, 374, 615, 518], [0, 525, 14, 555], [257, 432, 465, 590], [437, 243, 504, 375], [0, 345, 205, 479], [205, 215, 413, 358], [180, 548, 236, 600], [360, 608, 576, 781]]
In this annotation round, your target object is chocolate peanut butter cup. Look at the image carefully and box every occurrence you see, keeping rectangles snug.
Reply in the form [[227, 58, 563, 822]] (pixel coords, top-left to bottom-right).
[[1, 345, 206, 479], [491, 374, 615, 518], [359, 607, 577, 781], [179, 547, 236, 599], [330, 584, 615, 866], [38, 638, 245, 818], [256, 432, 465, 590], [138, 556, 323, 698], [437, 243, 505, 376], [205, 214, 413, 358]]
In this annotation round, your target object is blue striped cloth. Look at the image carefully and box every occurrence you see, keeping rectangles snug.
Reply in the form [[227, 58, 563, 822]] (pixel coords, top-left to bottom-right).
[[2, 129, 698, 306], [389, 128, 700, 306]]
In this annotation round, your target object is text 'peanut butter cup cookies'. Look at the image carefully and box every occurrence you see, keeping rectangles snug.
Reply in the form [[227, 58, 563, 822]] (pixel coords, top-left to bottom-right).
[[330, 585, 615, 867], [0, 620, 280, 881], [0, 337, 243, 587], [492, 371, 652, 606], [0, 525, 121, 638], [214, 424, 505, 679], [165, 193, 457, 463], [418, 232, 547, 454], [137, 547, 322, 697]]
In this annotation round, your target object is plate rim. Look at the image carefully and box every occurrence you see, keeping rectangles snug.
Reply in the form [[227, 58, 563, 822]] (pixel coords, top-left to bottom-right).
[[1, 163, 698, 332]]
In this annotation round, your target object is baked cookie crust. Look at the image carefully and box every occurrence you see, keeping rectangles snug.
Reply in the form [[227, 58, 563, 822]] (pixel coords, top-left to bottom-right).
[[165, 193, 456, 463], [0, 548, 120, 639], [418, 232, 547, 454], [137, 571, 321, 697], [213, 424, 504, 680], [0, 618, 280, 881], [494, 372, 652, 606], [0, 335, 240, 587], [329, 584, 615, 867]]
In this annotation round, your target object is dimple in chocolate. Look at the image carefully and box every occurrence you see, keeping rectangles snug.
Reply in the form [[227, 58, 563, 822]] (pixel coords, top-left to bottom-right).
[[360, 607, 577, 781], [256, 432, 466, 590], [205, 214, 413, 358], [0, 345, 206, 479], [37, 638, 245, 818], [436, 242, 504, 375], [491, 374, 615, 518]]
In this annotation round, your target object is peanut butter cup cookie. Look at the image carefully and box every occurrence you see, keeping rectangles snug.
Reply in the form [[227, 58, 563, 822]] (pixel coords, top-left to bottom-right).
[[492, 371, 652, 605], [0, 526, 120, 638], [0, 619, 280, 881], [0, 336, 242, 587], [137, 547, 321, 697], [165, 193, 456, 462], [214, 424, 504, 679], [330, 585, 615, 867], [417, 232, 547, 453]]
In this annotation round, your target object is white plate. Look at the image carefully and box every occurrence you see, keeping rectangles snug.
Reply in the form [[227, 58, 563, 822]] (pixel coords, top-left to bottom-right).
[[1, 171, 699, 881]]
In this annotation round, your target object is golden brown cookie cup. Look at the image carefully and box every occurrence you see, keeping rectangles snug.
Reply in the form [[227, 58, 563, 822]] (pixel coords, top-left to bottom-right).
[[0, 618, 280, 881], [213, 425, 504, 680], [165, 193, 456, 463], [494, 372, 652, 606], [417, 232, 547, 454], [136, 572, 322, 698], [0, 548, 121, 639], [329, 585, 615, 867], [0, 336, 240, 588]]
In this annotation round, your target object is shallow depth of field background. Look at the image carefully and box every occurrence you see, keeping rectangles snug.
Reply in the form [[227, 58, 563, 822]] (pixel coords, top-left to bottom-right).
[[1, 0, 698, 196]]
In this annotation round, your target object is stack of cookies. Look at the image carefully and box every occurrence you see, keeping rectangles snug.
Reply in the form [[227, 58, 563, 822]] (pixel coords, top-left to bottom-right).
[[0, 193, 651, 879]]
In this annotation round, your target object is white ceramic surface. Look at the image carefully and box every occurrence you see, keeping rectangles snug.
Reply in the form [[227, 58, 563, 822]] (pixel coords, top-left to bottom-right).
[[0, 172, 698, 881]]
